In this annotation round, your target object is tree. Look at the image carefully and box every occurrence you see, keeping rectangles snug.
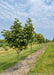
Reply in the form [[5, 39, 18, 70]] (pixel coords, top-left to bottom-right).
[[1, 18, 28, 68], [33, 32, 37, 42], [45, 39, 50, 43], [36, 33, 45, 43], [52, 38, 54, 42], [23, 18, 34, 57]]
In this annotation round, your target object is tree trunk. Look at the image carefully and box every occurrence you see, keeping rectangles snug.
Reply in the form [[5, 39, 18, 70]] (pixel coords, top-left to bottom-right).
[[31, 43, 32, 58], [16, 50, 20, 69]]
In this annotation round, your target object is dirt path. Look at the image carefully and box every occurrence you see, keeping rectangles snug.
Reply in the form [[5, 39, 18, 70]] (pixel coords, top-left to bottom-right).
[[1, 44, 48, 75]]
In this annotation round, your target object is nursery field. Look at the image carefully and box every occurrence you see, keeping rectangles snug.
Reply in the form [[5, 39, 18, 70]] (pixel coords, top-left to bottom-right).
[[0, 43, 46, 73], [28, 42, 54, 75]]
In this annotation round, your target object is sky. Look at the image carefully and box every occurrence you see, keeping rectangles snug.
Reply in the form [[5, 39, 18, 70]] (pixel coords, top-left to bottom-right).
[[0, 0, 54, 40]]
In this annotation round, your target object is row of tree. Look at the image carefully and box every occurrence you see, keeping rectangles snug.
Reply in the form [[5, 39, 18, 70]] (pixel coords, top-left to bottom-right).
[[1, 18, 34, 68], [1, 18, 51, 68]]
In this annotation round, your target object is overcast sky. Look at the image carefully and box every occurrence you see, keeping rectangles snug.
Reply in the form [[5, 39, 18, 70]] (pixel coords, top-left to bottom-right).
[[0, 0, 54, 40]]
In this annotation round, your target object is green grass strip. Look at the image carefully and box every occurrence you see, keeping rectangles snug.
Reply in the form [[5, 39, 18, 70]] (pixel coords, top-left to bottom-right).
[[28, 42, 54, 75]]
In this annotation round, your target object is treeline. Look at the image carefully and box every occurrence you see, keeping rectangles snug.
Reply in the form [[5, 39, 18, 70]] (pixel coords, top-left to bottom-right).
[[0, 34, 51, 44], [33, 32, 50, 43]]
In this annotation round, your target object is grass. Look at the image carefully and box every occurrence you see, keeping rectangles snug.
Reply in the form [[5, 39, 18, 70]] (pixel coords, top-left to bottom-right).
[[0, 43, 46, 73], [28, 42, 54, 75], [0, 43, 8, 51], [0, 43, 8, 47]]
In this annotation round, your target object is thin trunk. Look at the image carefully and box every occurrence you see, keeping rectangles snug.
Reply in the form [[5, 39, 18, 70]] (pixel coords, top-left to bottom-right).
[[31, 43, 32, 58], [16, 50, 20, 69]]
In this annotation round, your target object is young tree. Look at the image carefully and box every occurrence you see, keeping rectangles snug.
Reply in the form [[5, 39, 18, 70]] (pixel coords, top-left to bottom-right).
[[1, 18, 28, 68], [36, 33, 45, 43], [33, 32, 38, 42], [23, 18, 34, 56], [45, 39, 50, 43]]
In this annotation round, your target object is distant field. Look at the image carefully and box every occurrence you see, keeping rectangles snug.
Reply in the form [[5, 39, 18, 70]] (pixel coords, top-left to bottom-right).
[[0, 43, 46, 73], [28, 43, 54, 75]]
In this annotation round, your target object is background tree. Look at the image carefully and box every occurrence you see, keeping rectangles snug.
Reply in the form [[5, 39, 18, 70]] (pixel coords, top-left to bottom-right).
[[33, 32, 38, 42], [45, 39, 50, 43], [36, 33, 45, 43], [23, 18, 34, 56]]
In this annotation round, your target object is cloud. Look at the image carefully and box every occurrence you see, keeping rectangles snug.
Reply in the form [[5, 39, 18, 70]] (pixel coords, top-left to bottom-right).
[[0, 0, 30, 20], [43, 0, 53, 5], [8, 0, 15, 2], [0, 0, 54, 39], [0, 0, 15, 9], [30, 0, 36, 2]]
